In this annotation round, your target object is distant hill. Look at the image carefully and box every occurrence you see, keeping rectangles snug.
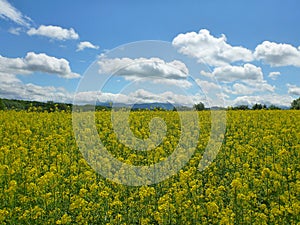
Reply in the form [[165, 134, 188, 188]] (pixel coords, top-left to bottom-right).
[[96, 102, 178, 110]]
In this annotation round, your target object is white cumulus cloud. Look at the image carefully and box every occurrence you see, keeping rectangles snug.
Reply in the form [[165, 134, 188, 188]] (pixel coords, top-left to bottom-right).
[[172, 29, 253, 67], [201, 63, 263, 82], [27, 25, 79, 40], [73, 89, 206, 106], [200, 64, 275, 95], [98, 57, 189, 79], [268, 71, 281, 80], [224, 82, 275, 95], [254, 41, 300, 67], [0, 52, 80, 79], [226, 83, 257, 95], [98, 57, 191, 87], [287, 84, 300, 95], [77, 41, 99, 51], [0, 75, 73, 103], [195, 79, 221, 94], [231, 94, 293, 107]]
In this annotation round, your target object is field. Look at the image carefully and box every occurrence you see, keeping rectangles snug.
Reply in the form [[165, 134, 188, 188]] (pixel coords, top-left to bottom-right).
[[0, 110, 299, 224]]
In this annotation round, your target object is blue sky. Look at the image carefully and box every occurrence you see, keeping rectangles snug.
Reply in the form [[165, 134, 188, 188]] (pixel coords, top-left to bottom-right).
[[0, 0, 300, 107]]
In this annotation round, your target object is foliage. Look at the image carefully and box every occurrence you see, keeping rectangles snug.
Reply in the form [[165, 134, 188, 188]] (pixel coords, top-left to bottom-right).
[[0, 98, 73, 112], [194, 102, 205, 111], [0, 98, 113, 112], [268, 104, 281, 110], [291, 97, 300, 110], [231, 105, 250, 110], [0, 99, 5, 110], [252, 103, 267, 110], [0, 110, 299, 224]]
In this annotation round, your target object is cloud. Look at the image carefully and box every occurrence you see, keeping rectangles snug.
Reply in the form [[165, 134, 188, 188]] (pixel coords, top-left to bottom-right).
[[195, 79, 221, 94], [201, 63, 263, 82], [0, 75, 72, 102], [172, 29, 253, 66], [197, 70, 274, 96], [0, 0, 32, 27], [0, 72, 21, 84], [128, 89, 206, 106], [98, 57, 188, 79], [152, 79, 192, 88], [225, 83, 256, 95], [98, 57, 191, 87], [268, 71, 281, 80], [27, 25, 79, 40], [224, 82, 275, 95], [73, 89, 208, 106], [199, 64, 275, 95], [254, 41, 300, 67], [231, 94, 293, 107], [129, 89, 204, 105], [8, 27, 22, 35], [77, 41, 99, 51], [287, 84, 300, 95], [0, 52, 80, 79], [0, 77, 290, 108]]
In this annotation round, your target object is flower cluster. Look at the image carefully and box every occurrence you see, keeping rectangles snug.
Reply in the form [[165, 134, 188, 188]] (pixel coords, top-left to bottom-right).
[[0, 110, 299, 224]]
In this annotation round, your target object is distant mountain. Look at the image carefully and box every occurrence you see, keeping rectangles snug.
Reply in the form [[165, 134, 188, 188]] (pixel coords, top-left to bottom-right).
[[96, 102, 179, 110]]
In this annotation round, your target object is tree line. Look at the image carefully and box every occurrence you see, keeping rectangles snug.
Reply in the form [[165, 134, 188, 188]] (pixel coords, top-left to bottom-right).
[[0, 99, 110, 112], [194, 97, 300, 110], [0, 97, 300, 112]]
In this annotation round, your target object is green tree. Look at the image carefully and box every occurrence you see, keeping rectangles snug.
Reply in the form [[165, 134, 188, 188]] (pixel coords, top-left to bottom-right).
[[291, 97, 300, 109], [194, 102, 205, 111], [269, 104, 281, 110], [233, 105, 249, 110], [0, 99, 5, 110], [252, 103, 263, 110]]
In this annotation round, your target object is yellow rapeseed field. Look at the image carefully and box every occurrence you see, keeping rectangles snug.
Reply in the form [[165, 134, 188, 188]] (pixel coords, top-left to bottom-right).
[[0, 110, 299, 224]]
